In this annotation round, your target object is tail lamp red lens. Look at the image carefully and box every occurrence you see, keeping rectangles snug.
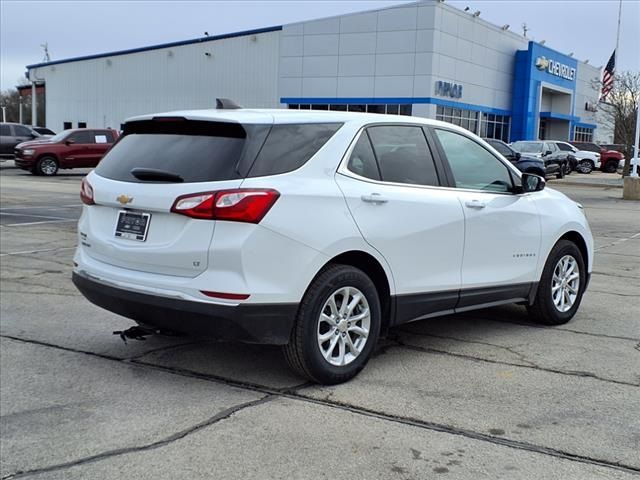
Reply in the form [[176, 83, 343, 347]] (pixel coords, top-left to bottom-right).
[[80, 178, 95, 205], [171, 189, 279, 223]]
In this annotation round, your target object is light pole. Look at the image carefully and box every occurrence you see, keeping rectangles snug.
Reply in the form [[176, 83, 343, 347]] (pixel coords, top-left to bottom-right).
[[630, 102, 639, 178], [1, 106, 6, 122], [622, 100, 640, 199]]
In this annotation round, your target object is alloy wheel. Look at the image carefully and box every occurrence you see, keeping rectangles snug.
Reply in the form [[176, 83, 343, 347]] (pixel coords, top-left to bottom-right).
[[40, 158, 57, 175], [551, 255, 580, 312], [317, 286, 370, 366]]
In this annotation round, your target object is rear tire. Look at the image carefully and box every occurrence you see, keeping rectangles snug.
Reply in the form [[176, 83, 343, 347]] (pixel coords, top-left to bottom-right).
[[528, 240, 586, 326], [603, 161, 617, 173], [36, 156, 59, 176], [577, 160, 594, 174], [283, 264, 381, 385]]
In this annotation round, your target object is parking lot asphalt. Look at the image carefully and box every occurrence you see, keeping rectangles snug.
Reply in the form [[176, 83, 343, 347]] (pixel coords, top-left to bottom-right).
[[1, 162, 639, 479]]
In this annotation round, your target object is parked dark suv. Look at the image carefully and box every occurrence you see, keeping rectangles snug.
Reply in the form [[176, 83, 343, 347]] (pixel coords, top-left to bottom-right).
[[510, 140, 570, 178], [14, 128, 119, 175], [0, 122, 42, 159], [483, 139, 550, 177]]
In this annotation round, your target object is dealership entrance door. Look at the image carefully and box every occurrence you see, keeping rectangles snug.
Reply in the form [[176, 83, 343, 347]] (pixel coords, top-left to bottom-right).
[[538, 85, 573, 140]]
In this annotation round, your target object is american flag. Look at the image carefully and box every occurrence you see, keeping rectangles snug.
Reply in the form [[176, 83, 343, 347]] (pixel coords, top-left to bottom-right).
[[601, 50, 615, 100]]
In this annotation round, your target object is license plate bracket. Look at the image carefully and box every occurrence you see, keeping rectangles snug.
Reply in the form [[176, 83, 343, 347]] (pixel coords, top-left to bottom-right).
[[115, 210, 151, 241]]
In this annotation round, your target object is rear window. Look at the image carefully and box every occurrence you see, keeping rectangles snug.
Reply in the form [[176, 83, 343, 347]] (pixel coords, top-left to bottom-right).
[[96, 120, 341, 183]]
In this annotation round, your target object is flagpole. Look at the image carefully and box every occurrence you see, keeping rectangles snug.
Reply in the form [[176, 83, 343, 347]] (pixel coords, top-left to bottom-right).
[[615, 0, 622, 65]]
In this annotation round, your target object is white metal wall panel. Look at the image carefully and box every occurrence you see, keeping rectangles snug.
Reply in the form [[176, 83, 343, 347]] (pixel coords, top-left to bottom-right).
[[574, 63, 600, 126], [35, 30, 281, 130], [278, 1, 526, 113]]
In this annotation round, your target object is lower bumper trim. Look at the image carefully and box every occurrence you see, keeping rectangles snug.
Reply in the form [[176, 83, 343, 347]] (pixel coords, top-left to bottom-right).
[[72, 271, 297, 345]]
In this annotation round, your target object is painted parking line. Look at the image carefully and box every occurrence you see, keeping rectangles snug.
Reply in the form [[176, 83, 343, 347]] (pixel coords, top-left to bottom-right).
[[594, 232, 640, 252], [0, 204, 81, 211], [2, 219, 77, 227], [0, 212, 73, 221], [0, 246, 76, 257]]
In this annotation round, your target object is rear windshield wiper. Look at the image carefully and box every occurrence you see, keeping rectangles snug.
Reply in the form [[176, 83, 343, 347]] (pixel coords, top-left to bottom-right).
[[130, 168, 184, 183]]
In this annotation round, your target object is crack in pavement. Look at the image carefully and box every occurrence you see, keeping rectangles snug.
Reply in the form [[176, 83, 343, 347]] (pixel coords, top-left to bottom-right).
[[0, 396, 274, 480], [393, 331, 537, 367], [588, 289, 639, 297], [459, 315, 639, 342], [389, 338, 640, 387], [286, 393, 640, 476], [592, 271, 639, 280], [1, 334, 639, 476]]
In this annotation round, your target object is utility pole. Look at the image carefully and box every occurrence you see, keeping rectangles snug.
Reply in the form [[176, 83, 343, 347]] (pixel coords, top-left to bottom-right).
[[522, 23, 529, 38]]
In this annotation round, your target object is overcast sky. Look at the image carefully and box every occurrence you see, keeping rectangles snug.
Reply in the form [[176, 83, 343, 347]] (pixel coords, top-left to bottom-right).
[[1, 0, 638, 91]]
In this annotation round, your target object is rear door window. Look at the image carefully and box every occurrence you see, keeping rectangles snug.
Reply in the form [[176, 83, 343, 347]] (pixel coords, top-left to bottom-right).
[[367, 126, 440, 186], [0, 124, 11, 136], [247, 124, 342, 177], [68, 130, 94, 144], [13, 125, 32, 137]]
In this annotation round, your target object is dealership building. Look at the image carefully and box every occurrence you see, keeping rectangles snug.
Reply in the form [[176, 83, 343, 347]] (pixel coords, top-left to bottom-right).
[[25, 0, 609, 143]]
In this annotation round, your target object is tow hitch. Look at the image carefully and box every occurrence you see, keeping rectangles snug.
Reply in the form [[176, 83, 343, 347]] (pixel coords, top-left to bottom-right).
[[113, 326, 183, 344]]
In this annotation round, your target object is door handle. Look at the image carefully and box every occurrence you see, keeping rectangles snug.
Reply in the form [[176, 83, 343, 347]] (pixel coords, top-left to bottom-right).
[[465, 199, 486, 209], [361, 193, 388, 204]]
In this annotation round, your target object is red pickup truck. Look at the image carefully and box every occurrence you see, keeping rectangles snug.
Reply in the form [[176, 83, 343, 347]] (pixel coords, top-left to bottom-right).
[[570, 142, 624, 173], [14, 128, 119, 176]]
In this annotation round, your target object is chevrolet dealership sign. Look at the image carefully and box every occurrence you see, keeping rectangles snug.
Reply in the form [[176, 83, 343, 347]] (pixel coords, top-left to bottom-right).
[[435, 81, 463, 99], [535, 56, 576, 81]]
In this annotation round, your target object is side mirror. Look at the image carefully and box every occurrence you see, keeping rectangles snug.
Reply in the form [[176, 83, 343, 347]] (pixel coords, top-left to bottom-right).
[[515, 152, 521, 160], [30, 133, 38, 139], [521, 173, 545, 193], [65, 139, 75, 145], [544, 150, 553, 156]]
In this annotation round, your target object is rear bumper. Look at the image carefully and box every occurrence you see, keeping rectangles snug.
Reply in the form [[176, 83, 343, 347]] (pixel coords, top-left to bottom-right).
[[72, 271, 297, 345]]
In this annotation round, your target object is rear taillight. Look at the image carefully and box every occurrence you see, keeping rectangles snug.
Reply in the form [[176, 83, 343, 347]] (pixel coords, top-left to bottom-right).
[[80, 178, 95, 205], [170, 189, 280, 223]]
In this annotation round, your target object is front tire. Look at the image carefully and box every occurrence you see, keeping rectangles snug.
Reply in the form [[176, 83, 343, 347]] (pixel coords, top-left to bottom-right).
[[36, 156, 59, 176], [577, 160, 594, 174], [283, 264, 381, 384], [528, 240, 586, 325], [603, 160, 618, 173]]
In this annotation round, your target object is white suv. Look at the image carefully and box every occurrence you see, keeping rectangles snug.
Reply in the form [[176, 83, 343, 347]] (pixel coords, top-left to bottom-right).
[[73, 108, 593, 384], [553, 141, 601, 174]]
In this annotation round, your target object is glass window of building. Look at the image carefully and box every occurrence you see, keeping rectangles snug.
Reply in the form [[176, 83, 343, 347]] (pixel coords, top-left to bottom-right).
[[574, 126, 594, 142], [289, 104, 412, 116], [480, 113, 511, 143], [436, 106, 480, 136]]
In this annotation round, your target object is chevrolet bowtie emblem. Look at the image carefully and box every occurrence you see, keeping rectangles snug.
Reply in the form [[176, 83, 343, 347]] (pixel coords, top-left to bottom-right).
[[535, 56, 549, 71], [117, 195, 134, 205]]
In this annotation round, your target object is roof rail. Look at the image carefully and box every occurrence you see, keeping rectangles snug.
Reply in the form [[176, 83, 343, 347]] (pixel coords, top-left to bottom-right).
[[216, 98, 242, 109]]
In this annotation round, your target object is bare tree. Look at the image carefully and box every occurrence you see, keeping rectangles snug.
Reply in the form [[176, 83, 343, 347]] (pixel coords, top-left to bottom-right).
[[0, 87, 44, 126], [598, 71, 640, 175]]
